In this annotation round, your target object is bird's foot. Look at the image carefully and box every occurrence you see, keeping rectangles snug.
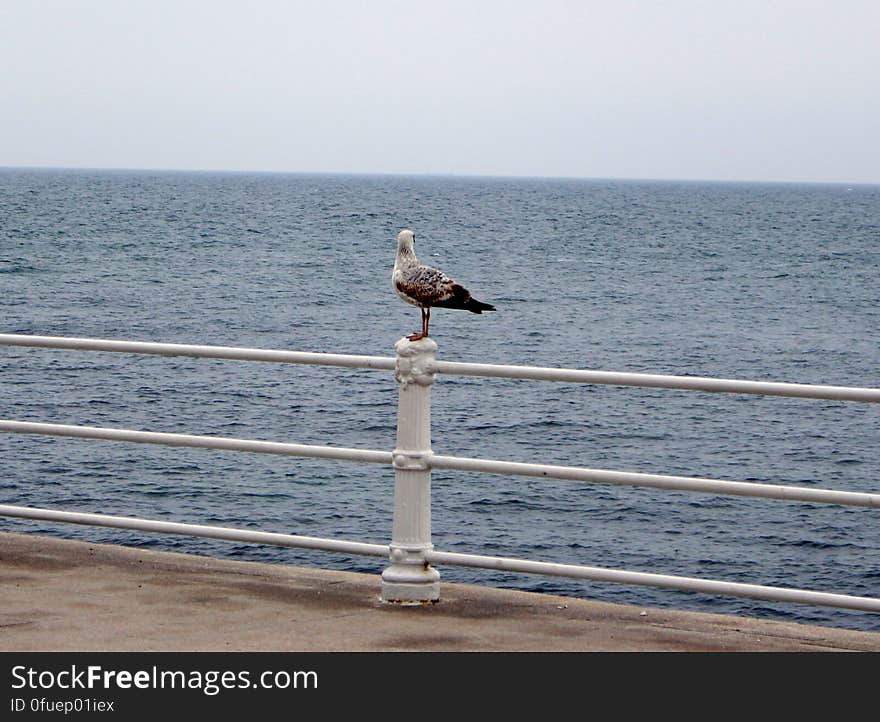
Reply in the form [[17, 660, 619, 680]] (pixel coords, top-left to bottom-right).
[[406, 332, 428, 341]]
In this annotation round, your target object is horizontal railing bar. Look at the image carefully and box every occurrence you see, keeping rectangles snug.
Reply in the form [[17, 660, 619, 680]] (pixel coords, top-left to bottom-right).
[[0, 504, 389, 558], [0, 333, 397, 371], [0, 420, 393, 465], [428, 454, 880, 508], [5, 502, 875, 614], [424, 549, 880, 613], [2, 420, 877, 509], [0, 419, 880, 508], [3, 333, 878, 402], [430, 359, 880, 402]]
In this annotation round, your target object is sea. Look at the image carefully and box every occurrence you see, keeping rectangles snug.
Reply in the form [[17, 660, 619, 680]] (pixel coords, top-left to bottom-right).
[[1, 167, 878, 631]]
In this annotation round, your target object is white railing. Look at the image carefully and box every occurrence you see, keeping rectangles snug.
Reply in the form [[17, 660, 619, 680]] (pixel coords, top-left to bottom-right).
[[1, 332, 880, 613]]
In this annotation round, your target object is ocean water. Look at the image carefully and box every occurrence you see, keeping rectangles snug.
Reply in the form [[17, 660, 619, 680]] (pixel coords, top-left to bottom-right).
[[1, 167, 879, 631]]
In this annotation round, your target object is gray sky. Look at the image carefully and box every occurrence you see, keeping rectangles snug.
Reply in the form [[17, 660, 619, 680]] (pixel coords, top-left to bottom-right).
[[2, 0, 878, 183]]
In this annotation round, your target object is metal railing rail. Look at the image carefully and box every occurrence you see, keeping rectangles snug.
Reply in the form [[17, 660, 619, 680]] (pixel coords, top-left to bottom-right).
[[1, 332, 879, 613], [4, 333, 879, 401], [0, 333, 397, 371], [430, 358, 880, 402], [0, 420, 393, 466], [1, 419, 879, 509], [0, 504, 390, 559], [0, 502, 876, 613]]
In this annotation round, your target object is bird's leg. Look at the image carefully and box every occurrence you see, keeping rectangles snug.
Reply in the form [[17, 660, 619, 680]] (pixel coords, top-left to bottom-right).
[[407, 308, 429, 341]]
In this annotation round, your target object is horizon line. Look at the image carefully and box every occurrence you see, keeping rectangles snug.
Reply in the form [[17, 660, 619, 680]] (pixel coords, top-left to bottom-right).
[[1, 163, 878, 188]]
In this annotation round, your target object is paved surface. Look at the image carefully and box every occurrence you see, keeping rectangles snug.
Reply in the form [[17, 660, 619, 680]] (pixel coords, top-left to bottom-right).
[[1, 530, 879, 652]]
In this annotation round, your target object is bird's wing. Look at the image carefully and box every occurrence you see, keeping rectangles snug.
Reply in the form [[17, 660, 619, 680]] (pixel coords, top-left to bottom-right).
[[395, 264, 458, 306]]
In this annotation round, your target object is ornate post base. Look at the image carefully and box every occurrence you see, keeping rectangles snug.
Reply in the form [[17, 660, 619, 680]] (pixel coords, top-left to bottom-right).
[[381, 546, 440, 604]]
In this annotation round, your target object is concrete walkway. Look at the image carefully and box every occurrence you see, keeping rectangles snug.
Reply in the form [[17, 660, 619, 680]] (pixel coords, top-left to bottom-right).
[[1, 530, 879, 652]]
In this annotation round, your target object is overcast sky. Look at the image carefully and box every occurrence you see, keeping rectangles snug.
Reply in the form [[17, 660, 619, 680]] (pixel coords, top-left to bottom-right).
[[2, 0, 878, 183]]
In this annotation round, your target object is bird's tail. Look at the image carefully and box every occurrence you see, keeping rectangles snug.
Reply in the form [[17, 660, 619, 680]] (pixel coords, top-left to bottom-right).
[[464, 297, 496, 314]]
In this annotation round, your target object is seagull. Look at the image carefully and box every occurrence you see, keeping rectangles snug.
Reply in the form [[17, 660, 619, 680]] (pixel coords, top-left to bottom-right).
[[392, 228, 496, 341]]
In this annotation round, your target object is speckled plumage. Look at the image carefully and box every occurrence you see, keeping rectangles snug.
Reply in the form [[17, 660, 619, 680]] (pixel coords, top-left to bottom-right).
[[392, 228, 495, 341]]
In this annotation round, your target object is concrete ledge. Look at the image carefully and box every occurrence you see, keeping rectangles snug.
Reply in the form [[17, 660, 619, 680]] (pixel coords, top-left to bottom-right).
[[1, 530, 879, 652]]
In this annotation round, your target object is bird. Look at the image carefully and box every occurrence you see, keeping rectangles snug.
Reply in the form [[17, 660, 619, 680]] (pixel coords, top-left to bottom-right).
[[392, 228, 495, 341]]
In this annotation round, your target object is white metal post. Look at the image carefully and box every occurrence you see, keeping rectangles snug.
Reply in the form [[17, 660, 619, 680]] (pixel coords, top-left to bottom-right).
[[381, 336, 441, 603]]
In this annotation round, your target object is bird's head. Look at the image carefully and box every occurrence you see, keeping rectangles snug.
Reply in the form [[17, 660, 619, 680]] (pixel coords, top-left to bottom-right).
[[397, 229, 416, 253]]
